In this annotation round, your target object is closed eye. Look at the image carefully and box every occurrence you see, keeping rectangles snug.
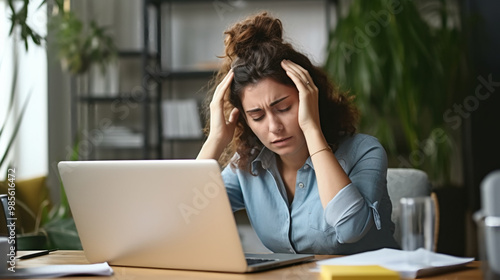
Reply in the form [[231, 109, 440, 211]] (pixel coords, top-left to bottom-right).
[[253, 116, 264, 121], [250, 106, 290, 121], [278, 106, 291, 113]]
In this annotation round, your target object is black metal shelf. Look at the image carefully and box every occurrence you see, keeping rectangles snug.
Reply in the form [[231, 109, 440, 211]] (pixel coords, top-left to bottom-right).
[[117, 50, 142, 57], [117, 50, 158, 59], [163, 137, 204, 141], [96, 145, 145, 150], [148, 69, 217, 80], [78, 96, 153, 103]]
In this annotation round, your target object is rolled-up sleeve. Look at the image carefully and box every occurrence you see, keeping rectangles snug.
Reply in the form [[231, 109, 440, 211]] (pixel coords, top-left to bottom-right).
[[324, 136, 388, 244]]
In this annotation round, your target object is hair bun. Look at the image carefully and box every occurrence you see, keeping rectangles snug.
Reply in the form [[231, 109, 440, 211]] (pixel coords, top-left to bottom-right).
[[224, 12, 284, 60]]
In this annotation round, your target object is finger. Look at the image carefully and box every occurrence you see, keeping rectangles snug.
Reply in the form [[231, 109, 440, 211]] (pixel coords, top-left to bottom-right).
[[212, 69, 234, 103], [282, 61, 310, 93], [214, 69, 233, 100], [283, 60, 313, 83], [287, 71, 310, 95], [227, 107, 240, 125], [281, 60, 313, 86]]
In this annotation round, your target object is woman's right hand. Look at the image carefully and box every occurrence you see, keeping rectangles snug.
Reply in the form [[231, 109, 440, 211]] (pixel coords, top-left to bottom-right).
[[197, 69, 240, 160]]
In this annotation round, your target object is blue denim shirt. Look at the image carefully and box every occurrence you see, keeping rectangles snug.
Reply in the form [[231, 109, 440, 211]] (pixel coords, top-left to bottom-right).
[[222, 134, 399, 255]]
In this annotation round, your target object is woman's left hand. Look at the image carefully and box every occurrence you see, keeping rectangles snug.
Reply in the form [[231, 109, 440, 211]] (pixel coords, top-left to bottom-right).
[[281, 59, 321, 134]]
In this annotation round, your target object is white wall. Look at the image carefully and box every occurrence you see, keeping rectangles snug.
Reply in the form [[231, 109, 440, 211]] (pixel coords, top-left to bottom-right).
[[165, 1, 330, 70], [0, 0, 48, 180], [84, 0, 330, 67]]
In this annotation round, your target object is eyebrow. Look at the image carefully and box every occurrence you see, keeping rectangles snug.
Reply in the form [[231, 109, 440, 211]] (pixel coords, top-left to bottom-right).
[[245, 96, 289, 113]]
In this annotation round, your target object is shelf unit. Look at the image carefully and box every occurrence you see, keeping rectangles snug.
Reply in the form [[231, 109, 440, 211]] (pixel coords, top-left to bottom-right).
[[70, 49, 152, 160], [144, 0, 217, 159], [71, 0, 335, 160]]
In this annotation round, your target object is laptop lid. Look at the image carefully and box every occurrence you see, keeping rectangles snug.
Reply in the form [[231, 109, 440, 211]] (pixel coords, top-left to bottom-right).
[[58, 159, 313, 273]]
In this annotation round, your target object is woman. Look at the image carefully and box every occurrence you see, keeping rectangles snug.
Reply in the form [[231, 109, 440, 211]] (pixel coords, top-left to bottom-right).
[[197, 12, 398, 255]]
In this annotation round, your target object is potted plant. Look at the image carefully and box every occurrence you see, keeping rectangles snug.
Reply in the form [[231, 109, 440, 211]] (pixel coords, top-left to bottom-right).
[[324, 0, 469, 186], [49, 2, 117, 76]]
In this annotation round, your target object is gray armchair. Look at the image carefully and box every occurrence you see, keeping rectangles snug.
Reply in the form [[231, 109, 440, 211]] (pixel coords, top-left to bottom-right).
[[386, 168, 439, 250]]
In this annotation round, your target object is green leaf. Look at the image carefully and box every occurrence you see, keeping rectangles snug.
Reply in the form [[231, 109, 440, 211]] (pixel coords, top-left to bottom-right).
[[7, 0, 45, 50], [324, 0, 469, 185]]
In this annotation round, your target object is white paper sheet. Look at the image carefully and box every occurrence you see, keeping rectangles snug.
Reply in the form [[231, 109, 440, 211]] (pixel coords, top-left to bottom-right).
[[316, 248, 474, 279], [0, 262, 113, 279]]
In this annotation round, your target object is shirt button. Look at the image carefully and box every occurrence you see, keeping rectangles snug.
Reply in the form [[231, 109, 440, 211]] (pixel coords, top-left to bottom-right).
[[304, 165, 309, 170], [298, 182, 304, 188]]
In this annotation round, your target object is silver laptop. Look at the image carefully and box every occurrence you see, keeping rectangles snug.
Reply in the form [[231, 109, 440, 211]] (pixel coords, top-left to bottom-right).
[[58, 159, 314, 273]]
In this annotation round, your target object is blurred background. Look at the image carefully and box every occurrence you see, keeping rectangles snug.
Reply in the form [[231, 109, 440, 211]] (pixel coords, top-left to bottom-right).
[[1, 0, 499, 257]]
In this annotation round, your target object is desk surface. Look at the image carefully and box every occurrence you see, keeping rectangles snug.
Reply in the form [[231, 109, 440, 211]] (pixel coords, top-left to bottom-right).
[[15, 250, 482, 280]]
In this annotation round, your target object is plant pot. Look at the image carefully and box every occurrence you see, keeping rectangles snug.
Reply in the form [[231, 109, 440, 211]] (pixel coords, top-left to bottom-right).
[[17, 232, 49, 250]]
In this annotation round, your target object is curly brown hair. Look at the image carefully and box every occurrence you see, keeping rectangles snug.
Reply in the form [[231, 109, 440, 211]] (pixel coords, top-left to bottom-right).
[[202, 12, 359, 173]]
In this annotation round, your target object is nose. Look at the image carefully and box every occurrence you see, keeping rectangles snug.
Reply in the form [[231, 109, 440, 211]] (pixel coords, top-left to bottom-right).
[[268, 114, 283, 134]]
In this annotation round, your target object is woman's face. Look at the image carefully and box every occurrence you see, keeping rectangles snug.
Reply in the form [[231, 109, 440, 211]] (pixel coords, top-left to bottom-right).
[[240, 78, 307, 159]]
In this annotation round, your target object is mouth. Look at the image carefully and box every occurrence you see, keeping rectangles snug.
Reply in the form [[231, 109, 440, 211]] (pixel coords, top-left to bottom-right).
[[271, 136, 292, 144]]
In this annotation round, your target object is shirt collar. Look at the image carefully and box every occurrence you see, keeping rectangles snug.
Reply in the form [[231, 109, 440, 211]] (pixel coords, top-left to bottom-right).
[[251, 147, 274, 172], [251, 147, 315, 172]]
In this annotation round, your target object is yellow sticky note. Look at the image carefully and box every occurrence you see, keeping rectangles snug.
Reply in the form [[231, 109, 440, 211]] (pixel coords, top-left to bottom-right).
[[320, 265, 400, 280]]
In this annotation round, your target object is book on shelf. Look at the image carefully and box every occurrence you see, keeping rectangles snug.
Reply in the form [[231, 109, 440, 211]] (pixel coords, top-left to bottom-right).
[[162, 99, 203, 139], [98, 126, 143, 148]]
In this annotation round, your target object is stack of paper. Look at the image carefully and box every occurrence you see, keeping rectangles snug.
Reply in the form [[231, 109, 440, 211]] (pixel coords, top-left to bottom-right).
[[0, 262, 113, 278], [162, 99, 203, 139], [316, 248, 474, 279]]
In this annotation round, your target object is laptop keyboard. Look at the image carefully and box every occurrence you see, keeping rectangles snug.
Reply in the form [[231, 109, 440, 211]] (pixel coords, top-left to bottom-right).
[[246, 258, 277, 265]]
